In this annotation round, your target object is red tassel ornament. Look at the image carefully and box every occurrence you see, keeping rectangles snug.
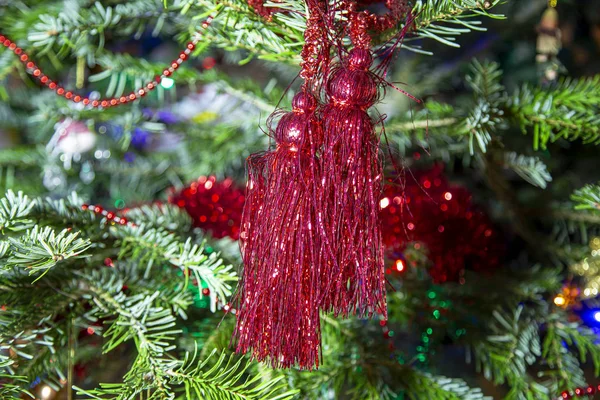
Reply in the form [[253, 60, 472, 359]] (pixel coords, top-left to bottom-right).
[[234, 92, 323, 369], [233, 0, 412, 369], [232, 0, 332, 370], [318, 46, 387, 319]]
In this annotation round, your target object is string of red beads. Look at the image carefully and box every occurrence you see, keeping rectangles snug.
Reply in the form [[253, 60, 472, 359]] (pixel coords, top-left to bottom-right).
[[560, 384, 598, 399], [0, 17, 212, 109], [81, 201, 235, 305], [81, 204, 134, 227]]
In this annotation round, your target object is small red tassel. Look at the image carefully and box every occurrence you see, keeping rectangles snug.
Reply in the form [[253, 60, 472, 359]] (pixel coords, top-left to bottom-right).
[[234, 92, 323, 369], [318, 47, 387, 319]]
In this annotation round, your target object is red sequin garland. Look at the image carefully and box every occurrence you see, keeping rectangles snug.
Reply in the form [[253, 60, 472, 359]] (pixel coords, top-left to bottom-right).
[[168, 176, 245, 240]]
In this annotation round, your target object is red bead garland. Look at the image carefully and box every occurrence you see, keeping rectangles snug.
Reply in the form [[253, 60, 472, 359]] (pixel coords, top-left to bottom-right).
[[81, 203, 133, 227], [0, 17, 212, 109], [559, 384, 599, 399]]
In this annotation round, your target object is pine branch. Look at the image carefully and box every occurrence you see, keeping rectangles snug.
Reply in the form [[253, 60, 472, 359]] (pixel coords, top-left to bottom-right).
[[503, 152, 552, 189], [115, 226, 236, 310], [470, 307, 547, 398], [401, 370, 490, 400], [0, 191, 37, 233], [167, 349, 298, 400], [464, 60, 505, 154], [508, 76, 600, 150], [75, 347, 298, 400], [0, 190, 236, 308], [89, 52, 206, 99], [407, 0, 506, 53], [0, 374, 34, 399], [572, 184, 600, 213], [191, 0, 305, 64], [6, 0, 179, 58], [553, 320, 600, 376], [80, 275, 182, 399], [541, 317, 588, 394], [5, 226, 91, 281], [123, 204, 192, 233]]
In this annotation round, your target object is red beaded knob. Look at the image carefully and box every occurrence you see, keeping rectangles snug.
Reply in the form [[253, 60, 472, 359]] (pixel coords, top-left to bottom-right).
[[202, 288, 210, 296], [291, 91, 317, 113]]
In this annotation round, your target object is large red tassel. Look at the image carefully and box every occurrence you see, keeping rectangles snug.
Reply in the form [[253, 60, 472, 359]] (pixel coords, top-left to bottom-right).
[[234, 92, 323, 369], [318, 46, 387, 319]]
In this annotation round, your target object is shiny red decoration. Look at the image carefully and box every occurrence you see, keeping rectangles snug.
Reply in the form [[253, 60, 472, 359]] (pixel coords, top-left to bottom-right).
[[169, 176, 245, 240], [318, 47, 387, 319], [558, 383, 600, 399], [380, 164, 502, 283], [231, 0, 415, 369], [230, 0, 333, 371], [247, 0, 279, 19], [81, 203, 136, 228], [233, 92, 322, 369]]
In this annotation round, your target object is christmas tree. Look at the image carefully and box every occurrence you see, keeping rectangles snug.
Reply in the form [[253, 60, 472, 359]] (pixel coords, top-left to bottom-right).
[[1, 0, 600, 399]]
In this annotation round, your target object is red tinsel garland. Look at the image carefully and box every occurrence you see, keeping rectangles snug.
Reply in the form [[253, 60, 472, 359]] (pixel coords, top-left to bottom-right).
[[380, 164, 502, 282], [168, 176, 246, 240]]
